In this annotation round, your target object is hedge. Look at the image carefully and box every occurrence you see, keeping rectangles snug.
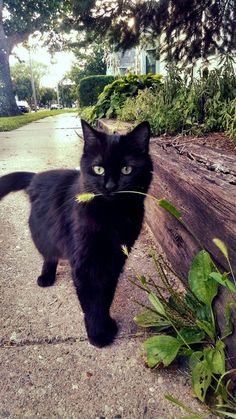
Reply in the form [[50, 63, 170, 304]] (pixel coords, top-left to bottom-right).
[[78, 75, 115, 107]]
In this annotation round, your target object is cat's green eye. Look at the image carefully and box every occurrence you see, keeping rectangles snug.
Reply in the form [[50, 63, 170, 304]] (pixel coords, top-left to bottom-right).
[[93, 165, 105, 176], [121, 166, 132, 175]]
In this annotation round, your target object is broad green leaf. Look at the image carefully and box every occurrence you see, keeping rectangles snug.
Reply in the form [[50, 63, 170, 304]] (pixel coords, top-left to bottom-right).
[[192, 359, 212, 401], [148, 292, 166, 316], [195, 304, 212, 323], [134, 311, 171, 330], [158, 199, 182, 219], [213, 238, 229, 259], [196, 319, 215, 340], [210, 272, 236, 293], [177, 328, 205, 345], [143, 335, 182, 368], [188, 250, 218, 306], [204, 341, 225, 375]]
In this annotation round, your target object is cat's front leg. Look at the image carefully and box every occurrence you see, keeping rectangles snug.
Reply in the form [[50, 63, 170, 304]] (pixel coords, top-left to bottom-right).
[[72, 264, 119, 348], [37, 259, 58, 287]]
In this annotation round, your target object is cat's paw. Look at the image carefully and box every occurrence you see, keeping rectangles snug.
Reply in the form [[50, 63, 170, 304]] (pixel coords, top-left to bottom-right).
[[86, 317, 118, 348], [37, 274, 56, 287]]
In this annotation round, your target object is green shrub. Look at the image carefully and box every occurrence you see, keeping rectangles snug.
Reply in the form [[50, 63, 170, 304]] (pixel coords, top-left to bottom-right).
[[90, 73, 162, 121], [79, 105, 96, 122], [78, 75, 115, 107], [118, 59, 236, 138]]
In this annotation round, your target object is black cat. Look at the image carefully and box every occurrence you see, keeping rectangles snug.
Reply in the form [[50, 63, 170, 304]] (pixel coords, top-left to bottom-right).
[[0, 120, 153, 347]]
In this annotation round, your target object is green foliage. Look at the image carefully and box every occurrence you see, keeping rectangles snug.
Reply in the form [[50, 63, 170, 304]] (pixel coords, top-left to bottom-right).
[[89, 73, 162, 121], [10, 60, 47, 105], [129, 197, 236, 416], [71, 1, 235, 63], [39, 87, 57, 106], [68, 42, 106, 85], [118, 60, 236, 139], [79, 105, 95, 122], [143, 335, 182, 368], [78, 75, 115, 107], [0, 1, 69, 116], [3, 1, 68, 42], [13, 76, 32, 102], [188, 250, 218, 307], [58, 84, 76, 108]]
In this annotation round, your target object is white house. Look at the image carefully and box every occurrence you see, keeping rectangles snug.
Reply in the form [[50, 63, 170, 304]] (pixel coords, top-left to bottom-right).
[[106, 45, 167, 76], [106, 42, 232, 77]]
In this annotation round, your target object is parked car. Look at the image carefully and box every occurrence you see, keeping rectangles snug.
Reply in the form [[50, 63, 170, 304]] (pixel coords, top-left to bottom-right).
[[50, 103, 59, 110], [31, 104, 40, 111], [16, 100, 30, 113]]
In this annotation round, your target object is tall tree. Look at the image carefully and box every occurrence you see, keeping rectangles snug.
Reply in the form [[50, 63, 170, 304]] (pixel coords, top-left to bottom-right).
[[67, 41, 106, 86], [39, 87, 57, 106], [70, 0, 236, 62], [0, 0, 69, 116], [11, 60, 47, 104], [58, 82, 76, 107]]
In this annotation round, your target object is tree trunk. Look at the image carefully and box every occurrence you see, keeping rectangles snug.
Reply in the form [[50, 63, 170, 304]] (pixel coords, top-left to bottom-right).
[[0, 10, 20, 116]]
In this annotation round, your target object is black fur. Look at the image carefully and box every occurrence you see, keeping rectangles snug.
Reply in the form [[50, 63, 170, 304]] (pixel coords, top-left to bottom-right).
[[1, 120, 153, 347], [0, 171, 35, 199]]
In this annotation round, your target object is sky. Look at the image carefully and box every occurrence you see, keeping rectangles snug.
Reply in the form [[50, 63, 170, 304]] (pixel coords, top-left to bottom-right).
[[10, 43, 76, 88]]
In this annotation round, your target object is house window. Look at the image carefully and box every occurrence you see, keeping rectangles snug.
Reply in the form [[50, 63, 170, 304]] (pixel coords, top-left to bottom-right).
[[146, 48, 159, 74], [119, 67, 127, 75]]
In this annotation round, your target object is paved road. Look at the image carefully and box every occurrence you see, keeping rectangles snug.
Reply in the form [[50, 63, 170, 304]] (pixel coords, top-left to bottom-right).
[[0, 114, 207, 418]]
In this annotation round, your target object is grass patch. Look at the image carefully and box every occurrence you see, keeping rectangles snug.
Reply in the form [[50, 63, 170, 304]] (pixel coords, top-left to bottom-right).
[[0, 109, 78, 132]]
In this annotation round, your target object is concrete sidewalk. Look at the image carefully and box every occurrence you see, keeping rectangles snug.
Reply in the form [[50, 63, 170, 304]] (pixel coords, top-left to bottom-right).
[[0, 114, 209, 418]]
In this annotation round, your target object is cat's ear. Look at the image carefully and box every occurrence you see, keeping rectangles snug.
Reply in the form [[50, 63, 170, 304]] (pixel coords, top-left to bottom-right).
[[128, 121, 151, 153], [81, 119, 99, 147]]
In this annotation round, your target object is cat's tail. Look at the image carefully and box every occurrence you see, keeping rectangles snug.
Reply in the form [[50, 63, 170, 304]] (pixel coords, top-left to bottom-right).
[[0, 172, 35, 200]]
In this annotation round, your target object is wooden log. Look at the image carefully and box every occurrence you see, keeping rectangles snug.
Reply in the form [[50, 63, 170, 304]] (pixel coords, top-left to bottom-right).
[[147, 137, 236, 275], [98, 119, 236, 367], [146, 137, 236, 367]]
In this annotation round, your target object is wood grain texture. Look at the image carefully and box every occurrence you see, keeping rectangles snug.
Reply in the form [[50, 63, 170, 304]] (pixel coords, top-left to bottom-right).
[[146, 138, 236, 274]]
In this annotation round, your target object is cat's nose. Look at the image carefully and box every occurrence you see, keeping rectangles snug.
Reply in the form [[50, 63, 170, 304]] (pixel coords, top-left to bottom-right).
[[104, 179, 117, 193]]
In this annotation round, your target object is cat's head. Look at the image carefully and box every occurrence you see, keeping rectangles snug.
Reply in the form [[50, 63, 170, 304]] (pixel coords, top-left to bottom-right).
[[80, 119, 153, 197]]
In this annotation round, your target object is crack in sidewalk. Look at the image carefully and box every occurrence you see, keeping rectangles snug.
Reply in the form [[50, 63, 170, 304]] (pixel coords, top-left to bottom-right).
[[0, 332, 144, 348]]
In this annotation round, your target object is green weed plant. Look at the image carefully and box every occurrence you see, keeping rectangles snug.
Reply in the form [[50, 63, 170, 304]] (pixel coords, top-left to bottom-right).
[[129, 198, 236, 417]]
